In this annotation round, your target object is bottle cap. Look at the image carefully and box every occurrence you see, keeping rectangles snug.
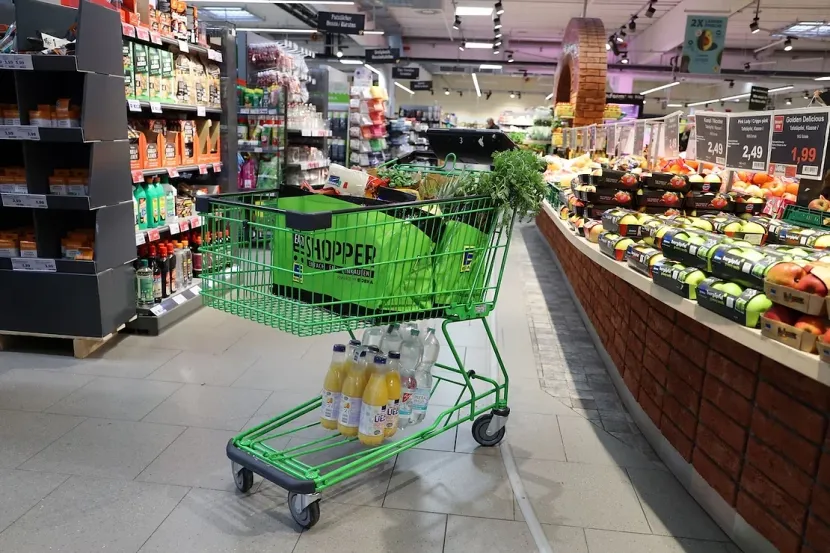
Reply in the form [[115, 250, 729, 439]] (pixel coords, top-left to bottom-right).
[[368, 345, 380, 352], [374, 355, 387, 364], [141, 259, 148, 267], [411, 329, 420, 336], [333, 344, 346, 352], [388, 351, 401, 359], [348, 339, 361, 347], [358, 350, 367, 357]]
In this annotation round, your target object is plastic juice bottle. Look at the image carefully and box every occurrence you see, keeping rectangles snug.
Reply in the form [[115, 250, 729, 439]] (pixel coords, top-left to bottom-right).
[[384, 351, 402, 437], [359, 354, 389, 446], [364, 345, 381, 375], [338, 350, 369, 437], [321, 344, 347, 430], [134, 184, 148, 230]]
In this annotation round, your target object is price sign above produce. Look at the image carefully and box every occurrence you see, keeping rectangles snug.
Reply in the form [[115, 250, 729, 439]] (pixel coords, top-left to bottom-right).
[[606, 124, 618, 155], [664, 113, 680, 158], [570, 128, 577, 150], [589, 125, 597, 151], [619, 123, 634, 155], [597, 125, 607, 152], [768, 109, 830, 179], [725, 114, 772, 172], [633, 121, 646, 154], [694, 113, 727, 165]]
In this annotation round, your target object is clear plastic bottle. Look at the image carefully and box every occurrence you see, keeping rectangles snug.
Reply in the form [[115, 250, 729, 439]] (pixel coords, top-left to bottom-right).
[[410, 328, 439, 425], [400, 328, 424, 373], [380, 324, 403, 354], [320, 344, 347, 430], [422, 327, 440, 365], [364, 345, 381, 375], [361, 326, 384, 349], [359, 354, 389, 446], [398, 357, 417, 430], [338, 350, 370, 437], [136, 260, 154, 308], [384, 351, 401, 437], [399, 322, 419, 337]]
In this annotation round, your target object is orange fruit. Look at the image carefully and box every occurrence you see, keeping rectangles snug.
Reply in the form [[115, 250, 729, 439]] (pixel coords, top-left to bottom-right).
[[785, 182, 799, 195], [752, 173, 773, 185]]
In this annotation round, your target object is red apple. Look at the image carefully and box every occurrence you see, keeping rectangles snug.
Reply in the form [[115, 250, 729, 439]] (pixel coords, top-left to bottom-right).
[[821, 328, 830, 345], [620, 173, 638, 188], [794, 315, 828, 335], [664, 208, 681, 217], [710, 195, 729, 209], [764, 304, 797, 326], [809, 195, 830, 211], [766, 262, 806, 287], [661, 192, 681, 206], [614, 191, 632, 204], [795, 274, 829, 297], [669, 175, 687, 189]]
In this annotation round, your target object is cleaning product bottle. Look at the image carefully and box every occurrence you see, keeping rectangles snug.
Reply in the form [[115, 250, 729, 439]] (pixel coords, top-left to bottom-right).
[[161, 175, 177, 221], [156, 177, 167, 225], [384, 351, 401, 437], [149, 245, 162, 303], [320, 344, 347, 430], [191, 235, 202, 277], [136, 259, 154, 307], [338, 350, 370, 437], [135, 182, 149, 230], [359, 354, 389, 446], [150, 178, 162, 228]]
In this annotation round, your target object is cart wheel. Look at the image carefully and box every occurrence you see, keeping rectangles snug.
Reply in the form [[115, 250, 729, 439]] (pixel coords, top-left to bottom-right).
[[288, 492, 321, 529], [472, 413, 506, 447], [232, 462, 254, 493]]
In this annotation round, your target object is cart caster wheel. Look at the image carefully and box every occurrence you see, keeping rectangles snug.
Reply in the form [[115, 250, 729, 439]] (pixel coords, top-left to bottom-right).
[[232, 462, 254, 493], [472, 413, 506, 447], [288, 492, 321, 529]]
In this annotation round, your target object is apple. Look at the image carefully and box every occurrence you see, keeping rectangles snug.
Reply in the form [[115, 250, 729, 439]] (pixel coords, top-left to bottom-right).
[[618, 214, 639, 225], [764, 304, 797, 326], [669, 175, 687, 190], [720, 282, 744, 296], [588, 224, 604, 243], [710, 195, 730, 209], [815, 236, 830, 249], [689, 219, 714, 232], [808, 196, 830, 211], [684, 270, 706, 287], [722, 222, 743, 233], [746, 294, 774, 327], [745, 184, 763, 198], [614, 191, 632, 204], [686, 235, 706, 246], [740, 221, 767, 234], [788, 248, 810, 258], [795, 273, 828, 296], [766, 262, 806, 286], [615, 238, 635, 252], [688, 174, 704, 184], [741, 249, 766, 262], [620, 173, 639, 188], [660, 192, 681, 206], [747, 197, 764, 204], [795, 314, 828, 335], [664, 208, 682, 217]]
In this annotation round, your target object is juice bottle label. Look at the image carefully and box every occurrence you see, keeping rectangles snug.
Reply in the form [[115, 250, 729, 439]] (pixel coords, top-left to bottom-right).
[[411, 388, 431, 413], [339, 395, 362, 428], [321, 389, 340, 422], [399, 389, 414, 417], [358, 403, 386, 437], [153, 275, 162, 299], [384, 399, 399, 431]]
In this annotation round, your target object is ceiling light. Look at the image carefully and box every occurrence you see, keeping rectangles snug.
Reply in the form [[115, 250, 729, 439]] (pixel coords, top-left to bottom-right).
[[628, 17, 637, 32], [494, 31, 502, 38], [734, 98, 740, 102], [509, 92, 515, 98], [750, 17, 759, 33], [606, 42, 611, 51], [394, 81, 414, 94], [493, 16, 502, 30], [235, 27, 316, 33], [645, 1, 655, 18], [364, 63, 381, 75], [363, 30, 385, 35], [480, 64, 502, 69], [687, 99, 712, 107], [784, 37, 793, 51], [495, 1, 504, 15], [444, 88, 450, 95], [339, 59, 362, 64], [720, 92, 750, 101], [472, 73, 481, 97], [786, 97, 792, 105], [615, 34, 624, 43], [804, 91, 811, 99], [455, 6, 493, 16], [465, 41, 494, 49], [493, 48, 500, 54], [666, 103, 683, 107], [201, 7, 262, 21], [620, 53, 629, 64], [640, 81, 679, 95], [459, 44, 465, 51], [494, 39, 502, 46], [453, 16, 461, 30], [815, 76, 830, 81], [336, 49, 343, 58], [545, 93, 553, 100], [507, 52, 514, 62], [769, 85, 793, 93]]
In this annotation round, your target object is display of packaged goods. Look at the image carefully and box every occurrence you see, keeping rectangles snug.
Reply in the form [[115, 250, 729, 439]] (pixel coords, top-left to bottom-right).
[[696, 277, 772, 328], [652, 261, 706, 300], [601, 208, 641, 237], [625, 243, 664, 277], [598, 231, 635, 261]]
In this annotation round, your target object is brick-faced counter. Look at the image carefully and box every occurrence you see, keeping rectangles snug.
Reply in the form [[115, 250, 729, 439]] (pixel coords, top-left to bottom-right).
[[537, 203, 830, 553]]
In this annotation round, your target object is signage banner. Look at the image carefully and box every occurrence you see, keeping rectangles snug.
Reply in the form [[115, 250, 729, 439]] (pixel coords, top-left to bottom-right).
[[749, 87, 769, 111], [605, 124, 616, 155], [317, 11, 365, 34], [681, 15, 728, 74], [365, 48, 400, 63], [392, 66, 419, 79], [618, 123, 634, 155], [410, 80, 432, 91], [605, 92, 644, 104]]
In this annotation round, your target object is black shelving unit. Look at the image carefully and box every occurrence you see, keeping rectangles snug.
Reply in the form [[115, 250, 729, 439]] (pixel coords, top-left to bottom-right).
[[0, 0, 135, 340]]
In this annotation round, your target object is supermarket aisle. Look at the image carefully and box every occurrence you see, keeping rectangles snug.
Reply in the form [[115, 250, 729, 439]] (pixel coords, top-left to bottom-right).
[[0, 223, 739, 553]]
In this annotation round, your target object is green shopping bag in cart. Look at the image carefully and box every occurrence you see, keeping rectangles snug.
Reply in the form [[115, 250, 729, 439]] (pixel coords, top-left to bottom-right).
[[270, 193, 437, 315]]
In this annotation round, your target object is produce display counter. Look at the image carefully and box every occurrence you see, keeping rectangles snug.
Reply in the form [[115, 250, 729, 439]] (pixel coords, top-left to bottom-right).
[[537, 201, 830, 553]]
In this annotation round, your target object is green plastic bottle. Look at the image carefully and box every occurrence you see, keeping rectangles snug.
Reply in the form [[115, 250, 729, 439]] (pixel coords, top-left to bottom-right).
[[134, 183, 148, 230], [145, 179, 161, 228], [156, 178, 167, 225]]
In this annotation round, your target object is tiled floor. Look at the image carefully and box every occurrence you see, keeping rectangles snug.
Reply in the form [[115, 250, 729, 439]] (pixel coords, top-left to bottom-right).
[[0, 223, 742, 552]]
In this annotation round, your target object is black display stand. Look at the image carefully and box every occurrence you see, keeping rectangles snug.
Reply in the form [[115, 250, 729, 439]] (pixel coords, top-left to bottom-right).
[[0, 0, 135, 341]]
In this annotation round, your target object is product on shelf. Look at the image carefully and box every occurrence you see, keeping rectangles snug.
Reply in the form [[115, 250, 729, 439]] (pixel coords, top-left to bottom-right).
[[0, 228, 34, 258], [60, 229, 94, 260], [0, 167, 27, 194]]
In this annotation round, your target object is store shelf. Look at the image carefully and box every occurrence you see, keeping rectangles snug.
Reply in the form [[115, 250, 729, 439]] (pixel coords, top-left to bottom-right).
[[238, 107, 282, 115], [122, 24, 222, 60], [135, 215, 203, 246], [287, 129, 332, 137], [136, 163, 222, 179], [238, 144, 283, 154], [127, 100, 221, 115], [286, 160, 329, 170], [127, 280, 203, 336]]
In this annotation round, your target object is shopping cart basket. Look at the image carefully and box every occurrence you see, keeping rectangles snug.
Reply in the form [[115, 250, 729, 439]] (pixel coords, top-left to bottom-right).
[[197, 157, 514, 529]]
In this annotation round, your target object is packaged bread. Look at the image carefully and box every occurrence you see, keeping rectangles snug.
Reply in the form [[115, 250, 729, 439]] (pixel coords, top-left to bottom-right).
[[206, 62, 220, 108]]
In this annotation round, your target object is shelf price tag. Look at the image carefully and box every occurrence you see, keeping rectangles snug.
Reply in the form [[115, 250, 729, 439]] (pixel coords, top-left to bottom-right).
[[178, 40, 189, 53], [149, 31, 162, 45], [131, 170, 145, 183], [1, 194, 47, 208], [135, 27, 150, 41], [11, 258, 56, 272], [212, 162, 222, 172], [191, 285, 201, 295], [768, 110, 830, 179], [0, 54, 33, 70], [190, 216, 201, 229], [135, 232, 146, 246], [726, 114, 772, 172], [16, 126, 39, 141], [664, 114, 680, 158], [0, 126, 17, 139], [196, 106, 206, 117], [127, 99, 142, 112], [198, 164, 208, 174], [149, 102, 162, 114], [694, 113, 727, 166], [179, 219, 190, 231], [214, 51, 222, 63], [171, 294, 187, 306], [168, 222, 180, 235], [121, 22, 136, 37], [166, 167, 179, 178], [147, 229, 161, 242], [150, 304, 165, 316]]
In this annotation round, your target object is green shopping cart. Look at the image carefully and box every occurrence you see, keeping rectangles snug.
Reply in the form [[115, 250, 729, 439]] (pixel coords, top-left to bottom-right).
[[196, 156, 515, 529]]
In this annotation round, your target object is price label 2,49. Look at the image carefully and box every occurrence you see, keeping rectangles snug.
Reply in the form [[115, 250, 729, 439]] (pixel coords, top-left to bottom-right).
[[726, 114, 771, 172], [695, 113, 727, 166]]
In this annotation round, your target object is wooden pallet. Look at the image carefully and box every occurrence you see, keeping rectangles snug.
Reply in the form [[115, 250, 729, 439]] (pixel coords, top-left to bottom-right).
[[0, 323, 128, 359]]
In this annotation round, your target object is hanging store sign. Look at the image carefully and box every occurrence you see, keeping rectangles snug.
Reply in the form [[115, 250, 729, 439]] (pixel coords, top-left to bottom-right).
[[633, 121, 646, 154], [768, 110, 830, 179], [681, 15, 728, 74], [393, 66, 419, 79], [694, 113, 727, 165], [618, 123, 634, 154], [748, 87, 769, 111], [317, 11, 365, 34], [410, 80, 432, 91], [664, 113, 680, 158], [726, 114, 772, 172], [605, 124, 617, 155], [365, 48, 400, 63]]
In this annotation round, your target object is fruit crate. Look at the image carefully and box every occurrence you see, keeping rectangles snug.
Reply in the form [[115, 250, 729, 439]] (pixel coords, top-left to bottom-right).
[[547, 183, 563, 207], [782, 205, 830, 231]]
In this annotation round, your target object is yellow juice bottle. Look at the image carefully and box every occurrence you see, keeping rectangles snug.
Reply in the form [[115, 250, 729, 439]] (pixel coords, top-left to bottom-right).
[[338, 350, 369, 437], [359, 354, 389, 446], [320, 344, 347, 430], [384, 351, 402, 437]]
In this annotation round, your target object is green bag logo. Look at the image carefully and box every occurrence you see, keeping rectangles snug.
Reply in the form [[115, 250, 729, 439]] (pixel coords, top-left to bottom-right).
[[461, 246, 475, 273], [293, 262, 303, 283]]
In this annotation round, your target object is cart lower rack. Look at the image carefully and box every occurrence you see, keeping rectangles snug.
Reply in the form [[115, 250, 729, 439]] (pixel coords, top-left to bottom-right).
[[197, 158, 514, 528]]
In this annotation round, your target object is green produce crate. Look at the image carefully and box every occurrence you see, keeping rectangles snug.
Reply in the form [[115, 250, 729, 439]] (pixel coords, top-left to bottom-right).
[[782, 204, 830, 231]]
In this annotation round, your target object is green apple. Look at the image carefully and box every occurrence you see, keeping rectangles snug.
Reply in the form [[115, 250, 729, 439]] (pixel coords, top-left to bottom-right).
[[727, 249, 745, 258], [689, 219, 714, 232], [683, 270, 706, 287], [788, 247, 809, 257], [686, 235, 706, 246], [618, 215, 639, 225], [740, 221, 766, 234], [720, 282, 744, 296], [722, 222, 743, 233], [732, 241, 752, 248], [745, 293, 773, 327], [741, 249, 766, 262], [615, 238, 635, 251]]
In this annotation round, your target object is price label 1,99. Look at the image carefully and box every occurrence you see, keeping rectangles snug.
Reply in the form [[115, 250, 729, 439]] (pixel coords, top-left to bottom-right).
[[726, 114, 772, 172], [768, 110, 830, 179], [695, 113, 727, 166]]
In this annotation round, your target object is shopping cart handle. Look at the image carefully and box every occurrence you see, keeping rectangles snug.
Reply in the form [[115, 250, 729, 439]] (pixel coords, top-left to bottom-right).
[[227, 440, 317, 494]]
